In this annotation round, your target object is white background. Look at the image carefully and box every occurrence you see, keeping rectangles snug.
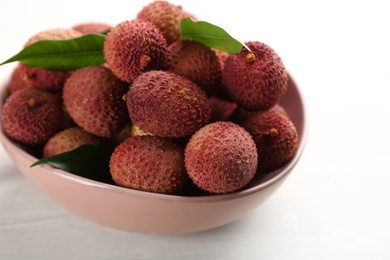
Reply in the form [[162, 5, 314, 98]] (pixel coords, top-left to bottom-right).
[[1, 0, 390, 259]]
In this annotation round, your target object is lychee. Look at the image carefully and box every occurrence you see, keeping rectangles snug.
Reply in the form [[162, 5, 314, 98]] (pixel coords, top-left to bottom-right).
[[1, 88, 63, 146], [208, 96, 237, 123], [231, 103, 289, 125], [185, 121, 258, 194], [43, 127, 103, 157], [213, 48, 229, 70], [19, 28, 83, 92], [62, 66, 129, 138], [109, 123, 133, 147], [222, 41, 288, 111], [103, 19, 169, 83], [168, 40, 222, 96], [109, 135, 188, 194], [73, 22, 111, 34], [7, 64, 28, 94], [241, 110, 299, 173], [24, 28, 82, 46], [126, 70, 211, 138], [136, 0, 196, 45]]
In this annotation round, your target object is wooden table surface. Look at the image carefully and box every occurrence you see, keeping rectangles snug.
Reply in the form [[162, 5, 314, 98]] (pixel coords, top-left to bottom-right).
[[1, 0, 390, 259]]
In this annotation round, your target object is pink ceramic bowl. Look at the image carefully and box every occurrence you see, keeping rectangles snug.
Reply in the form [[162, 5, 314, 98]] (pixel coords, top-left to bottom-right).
[[0, 73, 307, 234]]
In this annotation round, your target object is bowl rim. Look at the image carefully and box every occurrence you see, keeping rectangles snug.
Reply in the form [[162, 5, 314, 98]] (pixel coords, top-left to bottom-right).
[[0, 72, 308, 203]]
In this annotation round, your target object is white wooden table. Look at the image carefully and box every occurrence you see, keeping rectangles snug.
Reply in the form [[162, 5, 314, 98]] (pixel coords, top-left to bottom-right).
[[1, 1, 390, 259]]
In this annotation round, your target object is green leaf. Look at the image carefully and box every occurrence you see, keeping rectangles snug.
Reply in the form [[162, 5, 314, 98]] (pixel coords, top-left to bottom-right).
[[30, 144, 112, 182], [180, 17, 250, 54], [0, 33, 106, 71]]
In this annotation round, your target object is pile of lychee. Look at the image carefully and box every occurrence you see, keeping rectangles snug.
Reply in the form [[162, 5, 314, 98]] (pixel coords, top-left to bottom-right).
[[1, 0, 299, 195]]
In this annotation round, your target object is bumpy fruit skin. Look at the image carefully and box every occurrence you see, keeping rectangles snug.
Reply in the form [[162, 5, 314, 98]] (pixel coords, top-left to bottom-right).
[[110, 123, 133, 147], [7, 64, 28, 94], [230, 103, 289, 125], [1, 88, 63, 146], [222, 41, 288, 111], [185, 121, 258, 194], [168, 40, 222, 96], [24, 28, 82, 46], [241, 110, 298, 173], [43, 127, 103, 157], [126, 70, 211, 138], [63, 66, 129, 138], [109, 136, 188, 194], [208, 96, 238, 123], [137, 0, 196, 45], [18, 63, 70, 92], [103, 19, 169, 83], [213, 49, 229, 70], [73, 22, 111, 34], [20, 28, 82, 92]]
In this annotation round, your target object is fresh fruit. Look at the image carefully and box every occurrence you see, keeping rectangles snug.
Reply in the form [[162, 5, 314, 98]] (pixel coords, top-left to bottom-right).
[[0, 1, 301, 196], [24, 28, 82, 46], [213, 49, 229, 70], [18, 63, 70, 93], [19, 28, 83, 92], [73, 22, 111, 34], [230, 103, 289, 125], [222, 41, 288, 111], [43, 127, 103, 157], [136, 0, 196, 45], [185, 121, 258, 194], [103, 19, 169, 83], [1, 88, 63, 146], [110, 123, 133, 147], [208, 96, 237, 123], [62, 65, 129, 138], [126, 70, 211, 138], [109, 136, 188, 194], [7, 64, 28, 94], [168, 40, 222, 96], [241, 110, 298, 173]]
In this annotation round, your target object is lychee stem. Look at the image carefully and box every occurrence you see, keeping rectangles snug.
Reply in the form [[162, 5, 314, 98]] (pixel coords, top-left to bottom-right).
[[27, 97, 40, 108], [24, 72, 37, 80], [140, 54, 151, 70], [246, 52, 256, 64], [269, 128, 279, 137]]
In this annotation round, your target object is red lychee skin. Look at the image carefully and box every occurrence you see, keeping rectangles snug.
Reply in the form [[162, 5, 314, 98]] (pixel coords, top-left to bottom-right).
[[241, 110, 299, 173], [24, 28, 83, 46], [136, 1, 196, 45], [213, 49, 229, 70], [62, 66, 129, 138], [168, 40, 222, 96], [126, 70, 211, 138], [222, 41, 288, 111], [1, 88, 63, 146], [185, 121, 258, 194], [20, 28, 82, 92], [103, 19, 169, 83], [43, 127, 103, 158], [72, 22, 111, 34], [18, 63, 71, 92], [7, 64, 28, 94], [230, 103, 289, 125], [110, 123, 133, 147], [109, 136, 188, 194], [208, 96, 238, 123]]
